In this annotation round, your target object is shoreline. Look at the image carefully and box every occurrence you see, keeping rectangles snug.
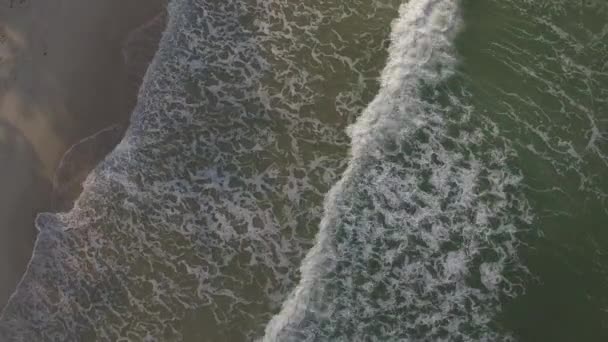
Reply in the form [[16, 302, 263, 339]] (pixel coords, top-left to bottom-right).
[[0, 0, 165, 308]]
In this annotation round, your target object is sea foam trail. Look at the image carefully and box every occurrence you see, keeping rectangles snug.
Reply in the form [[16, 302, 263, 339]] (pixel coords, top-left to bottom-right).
[[263, 0, 526, 340]]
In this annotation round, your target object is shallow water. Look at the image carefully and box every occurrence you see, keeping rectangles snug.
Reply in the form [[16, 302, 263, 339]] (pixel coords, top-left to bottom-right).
[[1, 0, 607, 341]]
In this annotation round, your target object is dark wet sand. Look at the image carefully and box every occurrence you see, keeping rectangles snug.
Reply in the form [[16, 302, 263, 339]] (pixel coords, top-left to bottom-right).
[[0, 0, 165, 308]]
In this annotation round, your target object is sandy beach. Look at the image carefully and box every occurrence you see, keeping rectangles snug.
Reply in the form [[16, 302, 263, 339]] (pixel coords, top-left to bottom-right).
[[0, 0, 165, 308]]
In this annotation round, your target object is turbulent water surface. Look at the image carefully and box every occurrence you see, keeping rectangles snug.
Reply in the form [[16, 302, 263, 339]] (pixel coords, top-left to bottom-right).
[[1, 0, 607, 341]]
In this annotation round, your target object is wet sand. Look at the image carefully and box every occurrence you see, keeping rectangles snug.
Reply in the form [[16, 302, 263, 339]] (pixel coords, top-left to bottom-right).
[[0, 0, 165, 308]]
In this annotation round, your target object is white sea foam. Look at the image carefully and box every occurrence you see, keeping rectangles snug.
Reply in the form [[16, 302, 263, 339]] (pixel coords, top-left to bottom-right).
[[263, 0, 528, 340], [0, 0, 404, 340]]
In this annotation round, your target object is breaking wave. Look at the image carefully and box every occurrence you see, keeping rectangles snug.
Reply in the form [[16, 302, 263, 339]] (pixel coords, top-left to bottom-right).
[[263, 0, 530, 340]]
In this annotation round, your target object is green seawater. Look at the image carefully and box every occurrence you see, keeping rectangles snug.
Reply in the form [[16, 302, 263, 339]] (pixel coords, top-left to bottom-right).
[[460, 1, 608, 340]]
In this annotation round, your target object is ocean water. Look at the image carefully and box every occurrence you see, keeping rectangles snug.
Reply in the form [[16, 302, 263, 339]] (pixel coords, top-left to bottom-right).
[[0, 0, 607, 341]]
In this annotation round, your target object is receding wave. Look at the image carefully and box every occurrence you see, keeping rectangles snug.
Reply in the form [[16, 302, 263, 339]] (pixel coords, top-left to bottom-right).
[[263, 0, 530, 340]]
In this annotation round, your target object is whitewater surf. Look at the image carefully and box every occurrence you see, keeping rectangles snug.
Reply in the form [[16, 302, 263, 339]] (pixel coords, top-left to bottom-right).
[[2, 0, 606, 340], [264, 0, 530, 340]]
